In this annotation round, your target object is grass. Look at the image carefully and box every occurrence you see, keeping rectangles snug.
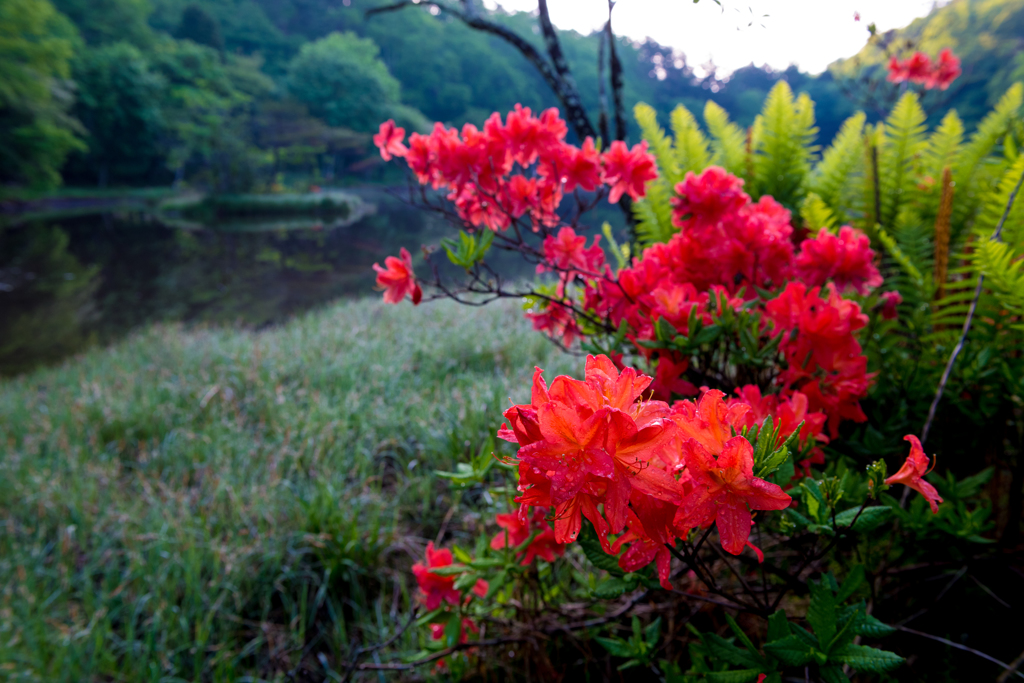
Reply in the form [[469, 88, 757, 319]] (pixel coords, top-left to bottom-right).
[[0, 297, 577, 681]]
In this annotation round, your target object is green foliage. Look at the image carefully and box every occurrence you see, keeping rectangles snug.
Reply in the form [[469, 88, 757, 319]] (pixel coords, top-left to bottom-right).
[[704, 100, 747, 176], [70, 41, 166, 184], [287, 31, 408, 133], [596, 617, 662, 670], [807, 111, 865, 225], [633, 102, 681, 247], [175, 3, 224, 52], [749, 81, 819, 209], [442, 229, 495, 271], [877, 93, 928, 229], [0, 0, 84, 188], [671, 103, 714, 177], [51, 0, 152, 46]]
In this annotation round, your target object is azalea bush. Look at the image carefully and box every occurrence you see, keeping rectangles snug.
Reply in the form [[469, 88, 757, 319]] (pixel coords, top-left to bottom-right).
[[354, 76, 1024, 681]]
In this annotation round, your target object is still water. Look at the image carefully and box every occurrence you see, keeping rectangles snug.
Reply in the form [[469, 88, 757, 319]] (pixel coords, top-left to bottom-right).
[[0, 188, 500, 376]]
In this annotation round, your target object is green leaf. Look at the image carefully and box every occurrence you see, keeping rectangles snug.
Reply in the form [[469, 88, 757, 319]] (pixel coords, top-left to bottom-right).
[[834, 505, 891, 532], [724, 613, 760, 658], [485, 570, 508, 599], [444, 612, 462, 647], [819, 665, 848, 683], [807, 579, 837, 646], [593, 576, 638, 599], [427, 564, 467, 576], [831, 644, 905, 673], [645, 617, 662, 648], [764, 635, 815, 667], [595, 636, 633, 659], [704, 633, 763, 670], [767, 610, 791, 643], [855, 614, 896, 638], [579, 521, 624, 576], [836, 565, 865, 603]]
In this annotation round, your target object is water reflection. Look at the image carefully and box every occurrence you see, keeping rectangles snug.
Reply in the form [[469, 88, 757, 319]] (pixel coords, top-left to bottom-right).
[[0, 189, 462, 375]]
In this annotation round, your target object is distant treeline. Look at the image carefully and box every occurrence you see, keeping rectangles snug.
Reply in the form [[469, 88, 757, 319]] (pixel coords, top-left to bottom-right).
[[2, 0, 1022, 192]]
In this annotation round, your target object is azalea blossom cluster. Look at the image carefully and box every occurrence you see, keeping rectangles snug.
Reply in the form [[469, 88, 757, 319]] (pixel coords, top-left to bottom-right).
[[373, 106, 656, 233], [886, 48, 961, 90], [569, 167, 881, 444], [502, 354, 792, 589], [409, 358, 944, 606]]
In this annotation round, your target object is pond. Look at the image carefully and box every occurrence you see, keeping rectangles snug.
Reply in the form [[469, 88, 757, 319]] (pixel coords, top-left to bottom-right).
[[0, 187, 552, 376]]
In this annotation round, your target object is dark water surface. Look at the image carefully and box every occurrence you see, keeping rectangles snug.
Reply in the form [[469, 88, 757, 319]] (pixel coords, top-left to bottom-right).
[[0, 188, 480, 376]]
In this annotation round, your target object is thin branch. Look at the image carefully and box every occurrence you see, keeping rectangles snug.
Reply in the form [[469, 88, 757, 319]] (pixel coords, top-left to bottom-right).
[[896, 626, 1024, 680], [366, 0, 592, 139], [605, 0, 627, 142], [536, 0, 595, 139], [597, 21, 609, 143], [921, 163, 1024, 444]]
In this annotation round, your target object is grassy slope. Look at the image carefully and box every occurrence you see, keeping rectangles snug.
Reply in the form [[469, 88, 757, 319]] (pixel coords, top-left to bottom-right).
[[0, 298, 576, 681]]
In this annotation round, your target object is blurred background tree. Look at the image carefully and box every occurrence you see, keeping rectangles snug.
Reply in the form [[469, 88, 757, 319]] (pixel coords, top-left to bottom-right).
[[0, 0, 84, 189]]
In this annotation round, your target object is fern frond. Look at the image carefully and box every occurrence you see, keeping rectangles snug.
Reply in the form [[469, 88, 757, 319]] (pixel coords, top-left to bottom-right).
[[975, 155, 1024, 246], [800, 192, 837, 231], [807, 112, 866, 225], [703, 100, 746, 177], [951, 83, 1024, 240], [634, 102, 681, 187], [633, 176, 677, 248], [923, 110, 964, 185], [877, 225, 926, 291], [670, 104, 712, 177], [750, 81, 819, 209], [955, 83, 1023, 193], [974, 240, 1024, 322], [878, 92, 927, 230]]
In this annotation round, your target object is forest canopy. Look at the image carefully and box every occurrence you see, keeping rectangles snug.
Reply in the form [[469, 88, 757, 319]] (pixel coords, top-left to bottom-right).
[[2, 0, 1022, 191]]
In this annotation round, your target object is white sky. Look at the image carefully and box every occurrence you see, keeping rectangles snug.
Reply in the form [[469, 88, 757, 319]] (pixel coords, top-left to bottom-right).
[[486, 0, 942, 75]]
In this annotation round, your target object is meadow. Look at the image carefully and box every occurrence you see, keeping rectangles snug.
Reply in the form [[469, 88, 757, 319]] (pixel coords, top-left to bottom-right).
[[0, 297, 576, 681]]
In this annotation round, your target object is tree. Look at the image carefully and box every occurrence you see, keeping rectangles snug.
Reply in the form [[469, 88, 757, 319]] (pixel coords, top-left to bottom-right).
[[69, 42, 165, 186], [50, 0, 152, 46], [0, 0, 84, 189], [286, 31, 403, 133], [175, 4, 224, 53]]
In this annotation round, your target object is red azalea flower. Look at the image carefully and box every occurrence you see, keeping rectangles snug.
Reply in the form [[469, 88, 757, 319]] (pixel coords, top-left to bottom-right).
[[538, 226, 604, 276], [880, 290, 903, 320], [795, 226, 882, 295], [560, 137, 603, 192], [372, 247, 422, 305], [601, 140, 658, 203], [904, 52, 933, 83], [675, 435, 792, 557], [412, 542, 462, 610], [887, 55, 910, 84], [671, 166, 749, 228], [928, 48, 961, 90], [490, 508, 564, 564], [886, 435, 943, 513], [373, 119, 407, 161]]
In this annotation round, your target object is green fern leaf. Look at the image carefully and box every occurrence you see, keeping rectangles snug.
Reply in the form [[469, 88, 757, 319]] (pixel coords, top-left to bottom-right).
[[704, 100, 747, 177], [671, 104, 713, 177], [951, 83, 1024, 240], [800, 192, 837, 231], [975, 155, 1024, 246], [634, 102, 681, 186], [878, 93, 927, 230], [750, 81, 819, 209], [807, 112, 865, 225]]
